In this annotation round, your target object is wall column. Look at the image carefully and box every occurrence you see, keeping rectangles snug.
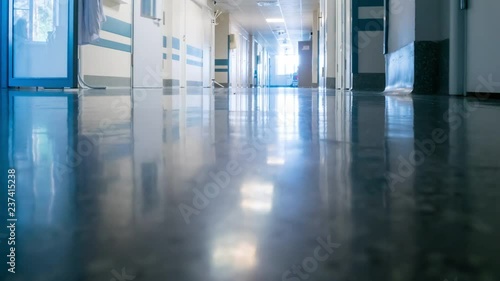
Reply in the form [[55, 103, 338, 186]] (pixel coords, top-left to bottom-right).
[[324, 0, 336, 89], [214, 13, 230, 87]]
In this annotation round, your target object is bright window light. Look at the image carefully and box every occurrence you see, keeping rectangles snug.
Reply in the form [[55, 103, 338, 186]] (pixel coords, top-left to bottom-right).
[[276, 55, 298, 75]]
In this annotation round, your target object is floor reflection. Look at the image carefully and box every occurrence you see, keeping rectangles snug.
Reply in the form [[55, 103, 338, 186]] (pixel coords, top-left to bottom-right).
[[0, 88, 499, 281]]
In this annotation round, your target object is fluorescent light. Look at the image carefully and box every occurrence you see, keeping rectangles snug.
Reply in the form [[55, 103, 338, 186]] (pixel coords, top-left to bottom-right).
[[266, 18, 285, 23], [257, 1, 279, 6]]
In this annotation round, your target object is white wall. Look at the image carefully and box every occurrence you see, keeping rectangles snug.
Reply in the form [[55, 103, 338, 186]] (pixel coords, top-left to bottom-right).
[[229, 18, 250, 87], [81, 0, 211, 88], [467, 0, 500, 93], [312, 10, 319, 85], [214, 13, 229, 85], [388, 0, 415, 53], [164, 0, 209, 87], [215, 13, 261, 88], [325, 0, 336, 81], [81, 1, 132, 86]]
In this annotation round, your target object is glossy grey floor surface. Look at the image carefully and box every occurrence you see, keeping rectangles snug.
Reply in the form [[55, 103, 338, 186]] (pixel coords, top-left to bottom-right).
[[0, 88, 499, 281]]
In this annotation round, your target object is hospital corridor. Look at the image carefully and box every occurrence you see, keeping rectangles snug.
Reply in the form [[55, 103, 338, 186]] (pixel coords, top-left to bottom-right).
[[1, 1, 500, 281]]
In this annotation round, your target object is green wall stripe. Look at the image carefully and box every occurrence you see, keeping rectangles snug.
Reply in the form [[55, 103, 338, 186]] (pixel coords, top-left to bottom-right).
[[215, 59, 229, 66], [91, 39, 131, 53]]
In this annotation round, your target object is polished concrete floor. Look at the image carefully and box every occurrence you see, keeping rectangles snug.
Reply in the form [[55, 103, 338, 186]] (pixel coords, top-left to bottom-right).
[[0, 88, 499, 281]]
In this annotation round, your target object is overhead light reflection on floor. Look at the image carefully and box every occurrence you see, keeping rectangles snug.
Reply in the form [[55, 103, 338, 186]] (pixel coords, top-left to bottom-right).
[[212, 239, 257, 270], [240, 182, 274, 213], [266, 156, 285, 165]]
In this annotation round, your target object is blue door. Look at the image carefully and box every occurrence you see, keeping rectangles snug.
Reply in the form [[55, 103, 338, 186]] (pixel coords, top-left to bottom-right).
[[8, 0, 77, 88]]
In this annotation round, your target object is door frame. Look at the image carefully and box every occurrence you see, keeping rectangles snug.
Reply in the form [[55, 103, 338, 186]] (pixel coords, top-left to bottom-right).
[[336, 0, 353, 90], [1, 0, 8, 88], [449, 0, 467, 96], [7, 0, 78, 88]]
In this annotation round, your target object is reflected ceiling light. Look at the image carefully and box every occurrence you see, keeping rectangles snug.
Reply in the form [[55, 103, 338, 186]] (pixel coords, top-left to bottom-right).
[[241, 200, 273, 212], [267, 157, 285, 165], [257, 1, 279, 7], [240, 183, 274, 213], [266, 18, 285, 23], [212, 242, 257, 269]]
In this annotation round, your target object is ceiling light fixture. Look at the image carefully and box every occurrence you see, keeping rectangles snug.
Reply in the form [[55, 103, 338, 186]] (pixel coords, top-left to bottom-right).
[[257, 1, 279, 7], [266, 18, 285, 23]]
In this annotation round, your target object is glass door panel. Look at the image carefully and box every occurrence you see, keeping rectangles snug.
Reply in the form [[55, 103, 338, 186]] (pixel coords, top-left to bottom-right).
[[9, 0, 76, 87]]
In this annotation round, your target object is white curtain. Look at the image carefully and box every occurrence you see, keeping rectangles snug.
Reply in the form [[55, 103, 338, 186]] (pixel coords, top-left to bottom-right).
[[78, 0, 106, 45]]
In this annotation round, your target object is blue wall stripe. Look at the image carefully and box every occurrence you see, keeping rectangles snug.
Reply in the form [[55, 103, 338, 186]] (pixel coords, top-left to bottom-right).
[[163, 36, 167, 48], [101, 17, 132, 38], [172, 54, 180, 61], [187, 59, 203, 67], [215, 69, 229, 72], [187, 45, 203, 58], [163, 53, 167, 60], [172, 37, 181, 50], [215, 59, 229, 66], [91, 39, 131, 53]]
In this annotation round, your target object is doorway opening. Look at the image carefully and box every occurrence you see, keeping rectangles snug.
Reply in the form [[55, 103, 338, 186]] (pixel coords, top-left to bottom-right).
[[270, 54, 299, 87]]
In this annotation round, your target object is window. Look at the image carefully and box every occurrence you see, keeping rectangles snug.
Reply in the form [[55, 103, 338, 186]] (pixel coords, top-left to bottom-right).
[[13, 0, 56, 42], [141, 0, 157, 19], [276, 55, 298, 76]]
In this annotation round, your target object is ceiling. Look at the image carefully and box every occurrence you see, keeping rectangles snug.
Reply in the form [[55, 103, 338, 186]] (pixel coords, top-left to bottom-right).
[[212, 0, 319, 54]]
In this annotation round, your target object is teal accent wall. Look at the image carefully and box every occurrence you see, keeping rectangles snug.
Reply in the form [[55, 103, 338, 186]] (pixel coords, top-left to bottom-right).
[[92, 16, 132, 53], [187, 45, 203, 58], [215, 59, 229, 66], [101, 17, 132, 38], [172, 37, 181, 50]]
